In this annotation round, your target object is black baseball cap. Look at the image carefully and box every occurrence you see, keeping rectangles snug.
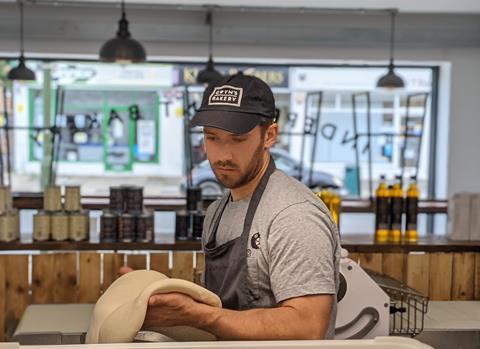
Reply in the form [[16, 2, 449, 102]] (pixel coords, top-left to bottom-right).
[[190, 73, 277, 134]]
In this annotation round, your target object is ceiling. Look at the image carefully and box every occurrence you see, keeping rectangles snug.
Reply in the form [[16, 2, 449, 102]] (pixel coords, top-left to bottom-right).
[[1, 0, 480, 14]]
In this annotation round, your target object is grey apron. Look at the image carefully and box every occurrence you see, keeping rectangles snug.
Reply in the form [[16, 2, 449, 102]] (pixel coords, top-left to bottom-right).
[[204, 157, 276, 310]]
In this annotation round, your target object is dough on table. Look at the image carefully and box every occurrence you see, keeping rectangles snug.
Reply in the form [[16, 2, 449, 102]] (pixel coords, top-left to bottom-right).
[[86, 270, 222, 343]]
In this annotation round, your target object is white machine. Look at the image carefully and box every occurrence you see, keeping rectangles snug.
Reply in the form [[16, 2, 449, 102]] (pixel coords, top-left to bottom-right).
[[335, 250, 390, 339]]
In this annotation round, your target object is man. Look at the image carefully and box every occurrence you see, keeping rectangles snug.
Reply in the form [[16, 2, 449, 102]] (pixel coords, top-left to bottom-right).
[[143, 73, 341, 340]]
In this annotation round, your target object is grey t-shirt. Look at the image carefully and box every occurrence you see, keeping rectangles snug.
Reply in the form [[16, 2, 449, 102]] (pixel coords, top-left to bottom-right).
[[202, 169, 341, 339]]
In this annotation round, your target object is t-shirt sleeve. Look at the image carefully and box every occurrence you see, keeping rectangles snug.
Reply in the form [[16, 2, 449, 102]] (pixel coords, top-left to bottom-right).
[[266, 201, 339, 303]]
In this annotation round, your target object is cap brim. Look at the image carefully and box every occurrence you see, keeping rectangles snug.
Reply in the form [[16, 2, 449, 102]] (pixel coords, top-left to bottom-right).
[[189, 110, 262, 135]]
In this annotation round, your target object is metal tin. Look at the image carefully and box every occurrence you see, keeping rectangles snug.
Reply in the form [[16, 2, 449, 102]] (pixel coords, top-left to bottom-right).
[[69, 210, 89, 242], [186, 187, 202, 212], [0, 186, 13, 214], [33, 210, 51, 241], [51, 211, 69, 241], [119, 213, 136, 243], [192, 211, 205, 241], [135, 211, 154, 243], [44, 185, 62, 212], [175, 210, 190, 241], [109, 187, 125, 213], [100, 210, 118, 243], [125, 186, 143, 213], [0, 211, 20, 242], [65, 186, 81, 212]]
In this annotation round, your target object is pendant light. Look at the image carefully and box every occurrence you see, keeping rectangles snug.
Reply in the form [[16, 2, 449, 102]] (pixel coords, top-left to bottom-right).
[[99, 0, 146, 63], [8, 1, 35, 81], [377, 10, 404, 89], [197, 10, 222, 84]]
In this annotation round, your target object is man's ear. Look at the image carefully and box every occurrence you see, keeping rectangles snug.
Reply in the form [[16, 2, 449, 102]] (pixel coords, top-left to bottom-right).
[[265, 123, 278, 149]]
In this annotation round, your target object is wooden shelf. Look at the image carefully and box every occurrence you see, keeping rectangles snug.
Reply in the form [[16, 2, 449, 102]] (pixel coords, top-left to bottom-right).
[[12, 193, 448, 214], [1, 233, 477, 253]]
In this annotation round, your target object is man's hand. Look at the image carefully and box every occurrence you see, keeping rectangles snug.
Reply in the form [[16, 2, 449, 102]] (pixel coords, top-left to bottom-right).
[[119, 266, 134, 275], [144, 292, 211, 328]]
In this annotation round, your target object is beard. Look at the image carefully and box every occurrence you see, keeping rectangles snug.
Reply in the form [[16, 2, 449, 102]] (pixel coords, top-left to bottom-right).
[[211, 139, 266, 190]]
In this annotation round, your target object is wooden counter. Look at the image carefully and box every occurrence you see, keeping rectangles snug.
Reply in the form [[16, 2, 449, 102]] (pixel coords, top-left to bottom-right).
[[0, 234, 476, 253], [0, 234, 478, 342]]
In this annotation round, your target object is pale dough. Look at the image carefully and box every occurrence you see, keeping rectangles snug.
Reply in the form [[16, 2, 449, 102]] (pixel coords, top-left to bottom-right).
[[85, 270, 222, 343]]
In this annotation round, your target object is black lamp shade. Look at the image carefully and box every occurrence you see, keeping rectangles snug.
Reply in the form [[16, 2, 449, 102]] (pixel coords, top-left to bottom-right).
[[100, 36, 146, 63], [377, 64, 404, 89], [99, 10, 146, 63], [8, 56, 36, 81], [196, 57, 222, 84]]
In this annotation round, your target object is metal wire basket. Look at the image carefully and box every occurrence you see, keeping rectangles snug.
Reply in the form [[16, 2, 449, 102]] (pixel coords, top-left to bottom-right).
[[365, 270, 429, 337]]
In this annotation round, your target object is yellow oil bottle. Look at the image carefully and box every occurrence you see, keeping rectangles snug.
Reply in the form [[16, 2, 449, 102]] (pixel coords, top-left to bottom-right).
[[316, 187, 341, 229], [389, 176, 404, 243], [374, 175, 390, 243], [329, 189, 341, 229], [405, 175, 419, 243]]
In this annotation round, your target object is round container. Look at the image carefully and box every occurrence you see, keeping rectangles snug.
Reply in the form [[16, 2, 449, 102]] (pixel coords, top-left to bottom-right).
[[135, 211, 154, 243], [65, 186, 81, 212], [44, 185, 62, 212], [175, 210, 190, 241], [192, 211, 205, 241], [69, 210, 89, 242], [33, 210, 51, 241], [100, 210, 118, 243], [109, 187, 124, 213], [125, 186, 143, 213], [0, 211, 20, 242], [186, 187, 202, 212], [119, 213, 135, 243], [0, 186, 12, 214], [51, 211, 69, 241]]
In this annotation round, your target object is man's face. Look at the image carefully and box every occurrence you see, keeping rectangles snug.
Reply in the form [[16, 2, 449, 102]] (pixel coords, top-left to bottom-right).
[[203, 125, 268, 189]]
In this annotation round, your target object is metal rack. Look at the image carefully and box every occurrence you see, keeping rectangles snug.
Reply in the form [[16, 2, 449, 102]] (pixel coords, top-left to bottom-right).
[[366, 270, 429, 337]]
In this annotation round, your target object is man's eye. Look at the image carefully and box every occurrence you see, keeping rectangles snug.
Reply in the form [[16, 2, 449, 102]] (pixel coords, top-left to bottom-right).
[[206, 136, 217, 141], [232, 138, 246, 143]]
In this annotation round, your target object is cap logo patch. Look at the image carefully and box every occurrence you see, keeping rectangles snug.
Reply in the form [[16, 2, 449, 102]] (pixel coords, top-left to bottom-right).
[[208, 85, 243, 107]]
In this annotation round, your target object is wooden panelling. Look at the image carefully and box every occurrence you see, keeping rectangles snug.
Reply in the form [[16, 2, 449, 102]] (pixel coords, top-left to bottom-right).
[[475, 253, 480, 300], [2, 255, 29, 338], [452, 252, 475, 300], [126, 254, 147, 270], [32, 253, 77, 304], [171, 252, 194, 281], [102, 253, 124, 291], [428, 253, 453, 300], [357, 253, 383, 274], [78, 253, 101, 303], [347, 252, 360, 264], [196, 252, 205, 273], [406, 252, 430, 297], [0, 257, 5, 341], [194, 252, 205, 285], [150, 253, 170, 276], [382, 253, 406, 283]]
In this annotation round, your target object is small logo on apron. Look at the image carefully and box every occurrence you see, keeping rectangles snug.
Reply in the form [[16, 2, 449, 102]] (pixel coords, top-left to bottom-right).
[[251, 233, 261, 249]]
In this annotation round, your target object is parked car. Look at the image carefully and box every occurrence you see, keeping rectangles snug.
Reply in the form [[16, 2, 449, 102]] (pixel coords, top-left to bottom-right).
[[181, 147, 345, 196]]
